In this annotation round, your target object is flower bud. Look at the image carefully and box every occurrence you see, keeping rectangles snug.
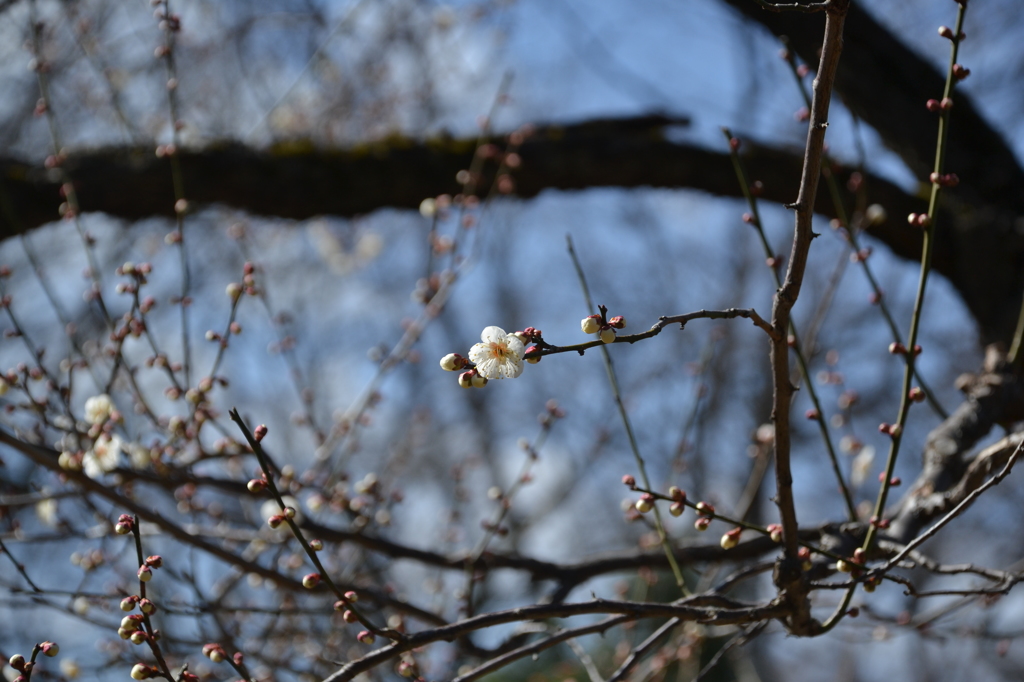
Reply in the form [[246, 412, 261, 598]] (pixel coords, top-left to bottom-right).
[[608, 315, 626, 329], [309, 539, 323, 551], [122, 615, 143, 629], [439, 353, 464, 371], [146, 555, 162, 568], [836, 559, 852, 573], [247, 478, 267, 493], [599, 327, 616, 344], [131, 664, 152, 680], [621, 474, 636, 487], [525, 345, 541, 363], [120, 596, 137, 612], [458, 371, 474, 389], [634, 494, 654, 514], [668, 486, 685, 502], [669, 501, 685, 517], [130, 630, 147, 645], [267, 514, 284, 529], [137, 565, 152, 582], [720, 530, 740, 550], [471, 373, 488, 388], [694, 516, 711, 531], [357, 630, 376, 645], [253, 424, 268, 442], [302, 573, 321, 589], [9, 654, 25, 671], [767, 523, 783, 544], [865, 204, 887, 226], [581, 315, 601, 335], [342, 609, 358, 623], [139, 599, 155, 614], [344, 591, 359, 602]]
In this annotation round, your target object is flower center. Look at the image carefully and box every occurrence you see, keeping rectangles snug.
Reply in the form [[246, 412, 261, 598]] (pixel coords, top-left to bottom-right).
[[489, 341, 509, 359]]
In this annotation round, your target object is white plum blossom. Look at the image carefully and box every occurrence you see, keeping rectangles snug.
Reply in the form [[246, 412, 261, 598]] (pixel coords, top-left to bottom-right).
[[84, 394, 114, 425], [83, 434, 122, 479], [129, 443, 152, 470], [36, 496, 58, 527], [469, 326, 525, 380]]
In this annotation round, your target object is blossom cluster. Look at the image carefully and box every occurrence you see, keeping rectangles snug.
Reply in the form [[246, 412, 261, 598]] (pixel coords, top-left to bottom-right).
[[581, 308, 626, 343], [440, 326, 542, 388], [439, 312, 626, 389]]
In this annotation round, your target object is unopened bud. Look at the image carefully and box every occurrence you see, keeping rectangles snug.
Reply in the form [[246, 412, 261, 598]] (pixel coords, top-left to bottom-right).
[[720, 528, 741, 550], [634, 494, 654, 514], [581, 315, 601, 335], [440, 353, 464, 371], [599, 327, 616, 344]]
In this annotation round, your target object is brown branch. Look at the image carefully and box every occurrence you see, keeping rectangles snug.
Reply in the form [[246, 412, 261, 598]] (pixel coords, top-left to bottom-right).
[[323, 596, 789, 682], [0, 427, 446, 627], [110, 465, 821, 591], [753, 0, 829, 12], [880, 436, 1024, 575], [889, 347, 1024, 543], [528, 307, 777, 360], [451, 615, 630, 682], [5, 109, 1020, 343], [768, 0, 847, 637]]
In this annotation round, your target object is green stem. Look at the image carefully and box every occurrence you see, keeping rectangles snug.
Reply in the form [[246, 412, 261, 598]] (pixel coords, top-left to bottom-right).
[[861, 1, 968, 556], [566, 235, 688, 595]]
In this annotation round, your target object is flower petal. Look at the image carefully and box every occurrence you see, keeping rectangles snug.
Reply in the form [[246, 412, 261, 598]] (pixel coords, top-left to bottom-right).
[[468, 342, 491, 367], [480, 326, 506, 344], [499, 354, 524, 378]]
